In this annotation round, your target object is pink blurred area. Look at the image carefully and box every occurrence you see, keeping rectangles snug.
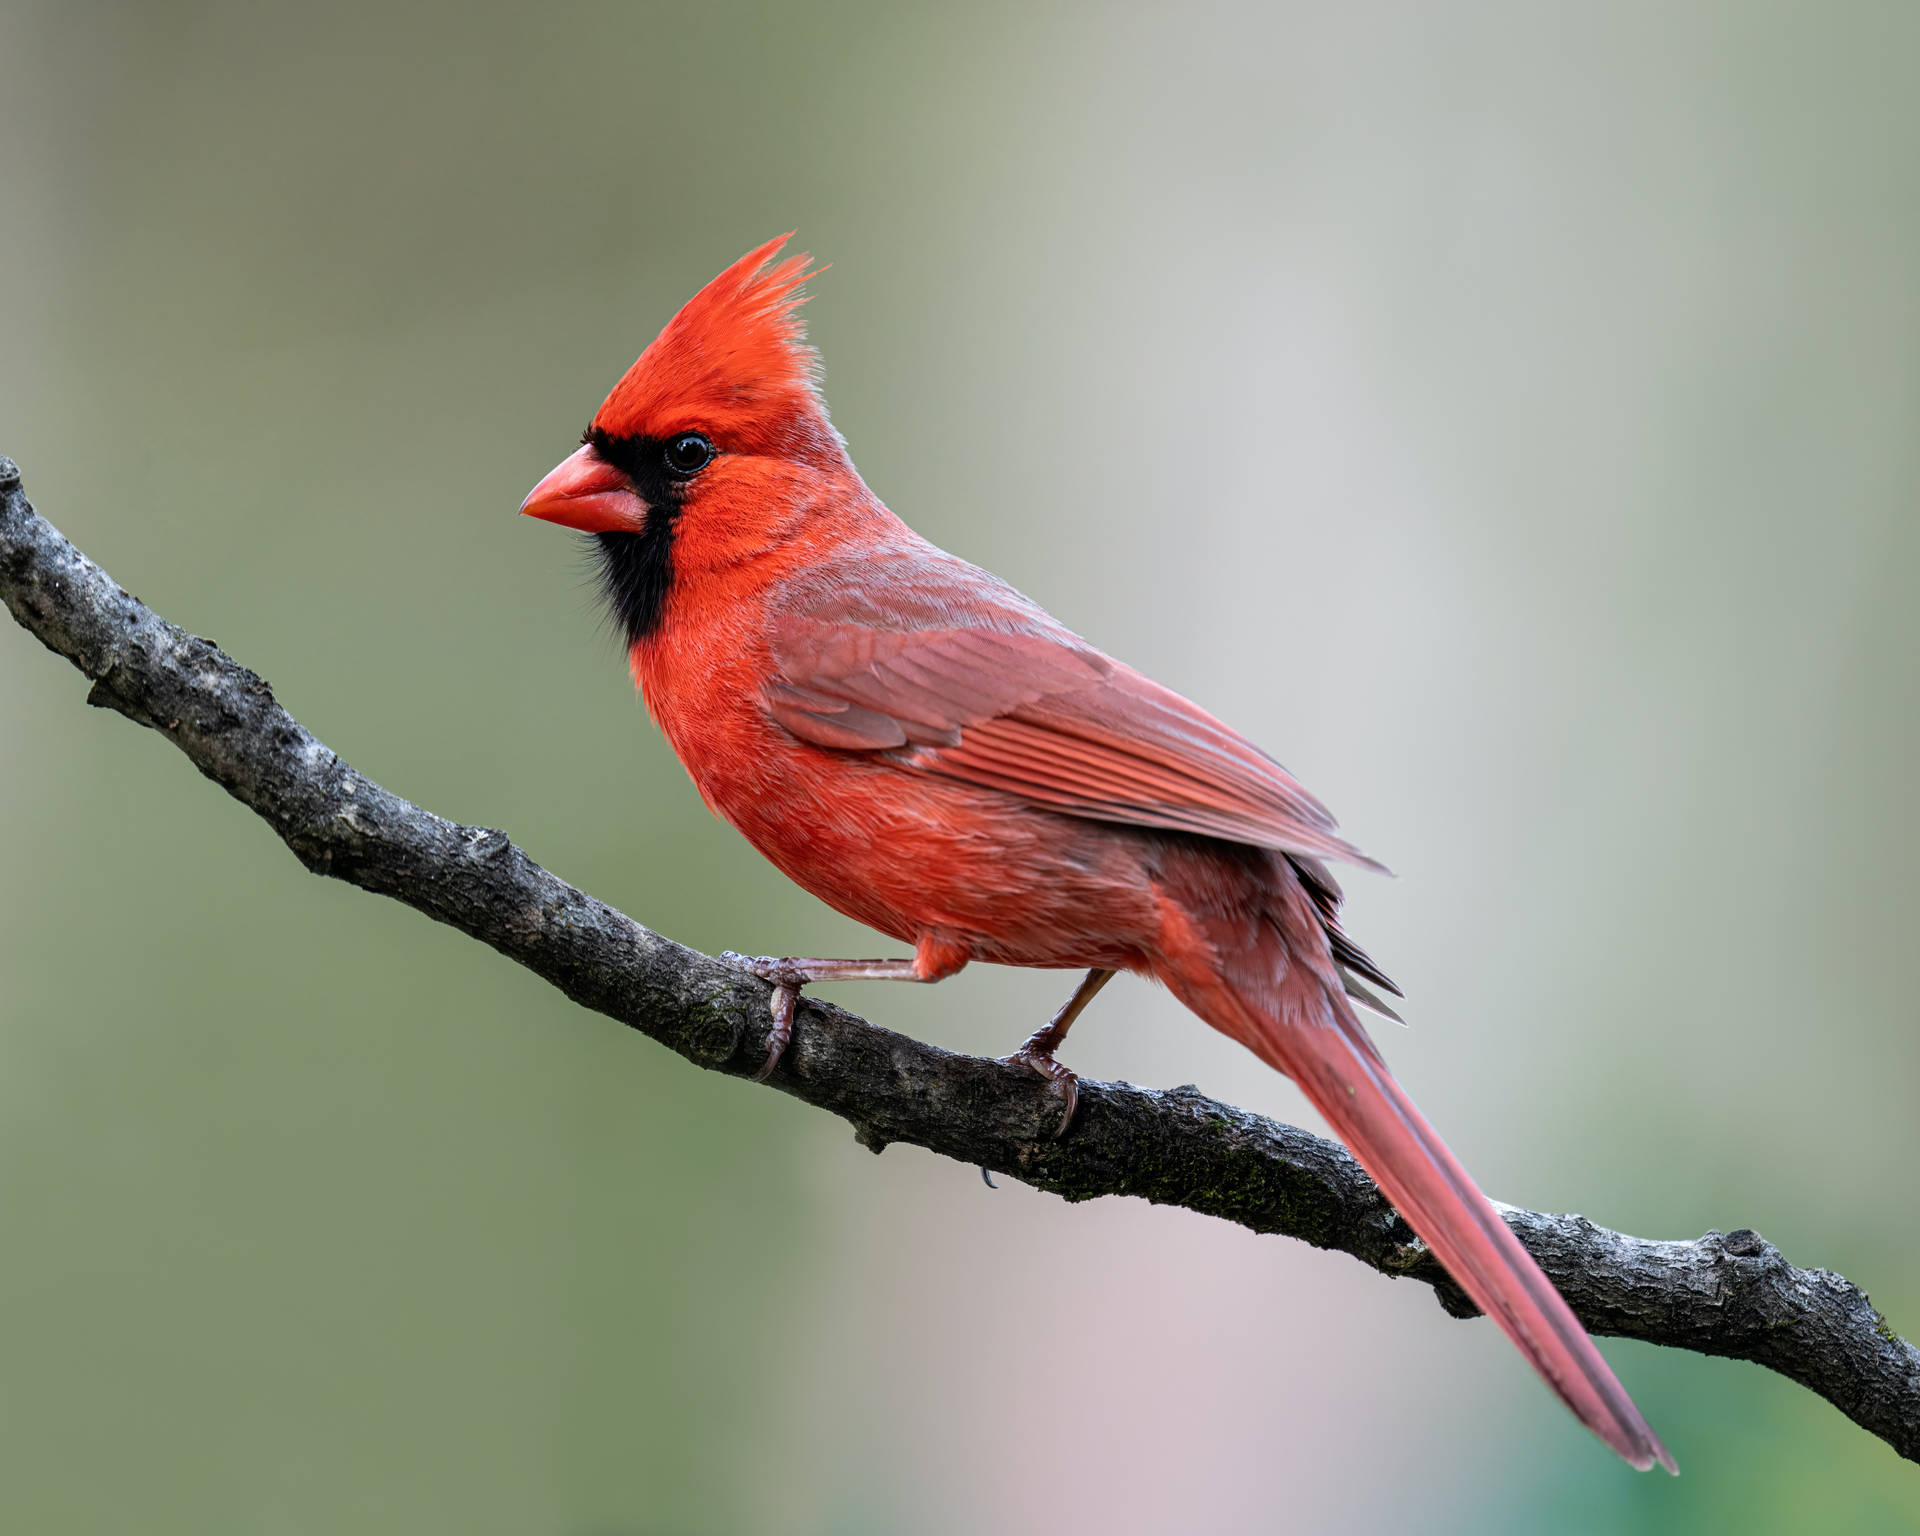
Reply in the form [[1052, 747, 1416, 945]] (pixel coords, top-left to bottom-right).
[[777, 1136, 1502, 1533]]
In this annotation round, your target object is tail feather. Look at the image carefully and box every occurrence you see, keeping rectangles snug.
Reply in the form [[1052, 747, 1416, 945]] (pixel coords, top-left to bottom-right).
[[1340, 968, 1406, 1025], [1211, 927, 1675, 1472]]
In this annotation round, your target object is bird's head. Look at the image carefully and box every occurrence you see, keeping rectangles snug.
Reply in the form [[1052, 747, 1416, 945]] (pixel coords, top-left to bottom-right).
[[520, 235, 855, 644]]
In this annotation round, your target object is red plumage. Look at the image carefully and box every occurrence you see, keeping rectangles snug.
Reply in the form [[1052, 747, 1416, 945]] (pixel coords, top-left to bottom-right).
[[522, 238, 1675, 1473], [597, 234, 836, 462]]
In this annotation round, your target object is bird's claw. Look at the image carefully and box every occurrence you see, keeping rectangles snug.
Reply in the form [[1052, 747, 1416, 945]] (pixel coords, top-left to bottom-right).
[[722, 951, 804, 1081], [999, 1046, 1080, 1140], [721, 951, 812, 989]]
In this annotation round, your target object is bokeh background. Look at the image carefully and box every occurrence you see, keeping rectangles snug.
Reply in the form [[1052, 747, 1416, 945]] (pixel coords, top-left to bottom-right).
[[3, 2, 1917, 1531]]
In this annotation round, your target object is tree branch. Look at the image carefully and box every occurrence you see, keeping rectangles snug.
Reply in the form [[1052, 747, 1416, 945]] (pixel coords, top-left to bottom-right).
[[4, 455, 1916, 1462]]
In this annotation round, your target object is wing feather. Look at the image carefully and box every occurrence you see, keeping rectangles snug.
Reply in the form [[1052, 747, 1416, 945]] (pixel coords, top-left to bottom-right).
[[764, 561, 1386, 873]]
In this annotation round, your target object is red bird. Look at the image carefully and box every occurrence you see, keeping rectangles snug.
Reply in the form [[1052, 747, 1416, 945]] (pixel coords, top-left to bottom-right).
[[521, 236, 1675, 1472]]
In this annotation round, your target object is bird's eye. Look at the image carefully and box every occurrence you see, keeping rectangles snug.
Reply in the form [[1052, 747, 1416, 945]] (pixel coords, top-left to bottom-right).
[[665, 433, 714, 476]]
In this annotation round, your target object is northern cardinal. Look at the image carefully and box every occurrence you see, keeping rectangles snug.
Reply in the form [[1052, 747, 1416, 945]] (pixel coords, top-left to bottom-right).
[[521, 236, 1674, 1472]]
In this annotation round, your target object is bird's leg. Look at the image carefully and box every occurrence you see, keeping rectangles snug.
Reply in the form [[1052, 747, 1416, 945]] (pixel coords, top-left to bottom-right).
[[1001, 967, 1115, 1139], [720, 954, 933, 1082]]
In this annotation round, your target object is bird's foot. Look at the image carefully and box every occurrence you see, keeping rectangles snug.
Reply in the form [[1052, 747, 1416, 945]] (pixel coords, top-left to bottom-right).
[[720, 952, 925, 1081], [720, 952, 807, 1081], [721, 952, 818, 990], [998, 1042, 1080, 1140]]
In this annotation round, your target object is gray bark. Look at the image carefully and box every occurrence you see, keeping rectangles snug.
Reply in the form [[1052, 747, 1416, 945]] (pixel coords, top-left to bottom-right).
[[4, 456, 1915, 1463]]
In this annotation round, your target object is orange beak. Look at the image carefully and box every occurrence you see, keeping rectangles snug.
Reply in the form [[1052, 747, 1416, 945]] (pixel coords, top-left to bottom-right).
[[519, 444, 648, 534]]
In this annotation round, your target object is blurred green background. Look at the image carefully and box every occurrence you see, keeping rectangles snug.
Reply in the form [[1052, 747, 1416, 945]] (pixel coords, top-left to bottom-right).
[[3, 2, 1917, 1531]]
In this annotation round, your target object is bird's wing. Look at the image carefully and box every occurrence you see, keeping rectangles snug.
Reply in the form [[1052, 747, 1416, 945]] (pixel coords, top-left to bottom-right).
[[763, 554, 1387, 874]]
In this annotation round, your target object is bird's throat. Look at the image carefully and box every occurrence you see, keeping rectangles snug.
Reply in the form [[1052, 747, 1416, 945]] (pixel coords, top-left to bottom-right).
[[591, 511, 678, 647]]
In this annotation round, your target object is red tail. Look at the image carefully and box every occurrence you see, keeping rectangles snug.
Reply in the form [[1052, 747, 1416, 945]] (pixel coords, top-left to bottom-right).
[[1200, 889, 1676, 1473]]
